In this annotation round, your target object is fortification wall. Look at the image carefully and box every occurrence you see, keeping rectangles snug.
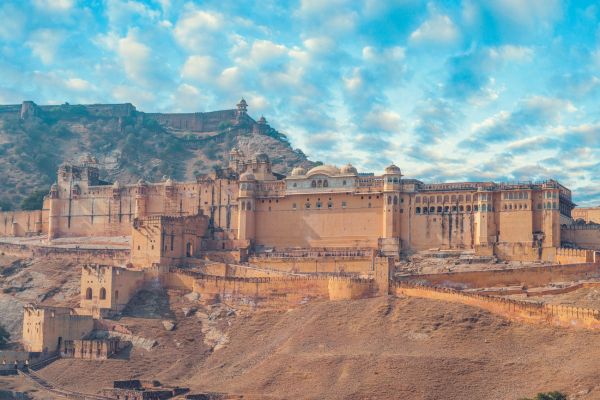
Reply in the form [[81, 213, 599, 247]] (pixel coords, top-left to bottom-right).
[[399, 263, 600, 289], [555, 247, 597, 264], [249, 256, 376, 274], [0, 210, 43, 236], [394, 283, 600, 329], [0, 242, 129, 265], [160, 269, 376, 305], [562, 225, 600, 250], [145, 109, 237, 132]]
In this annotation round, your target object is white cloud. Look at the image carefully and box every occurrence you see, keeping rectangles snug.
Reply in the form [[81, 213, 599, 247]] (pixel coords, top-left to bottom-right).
[[117, 31, 151, 83], [181, 55, 217, 82], [484, 0, 562, 27], [32, 0, 74, 12], [249, 40, 288, 65], [65, 78, 93, 91], [218, 66, 243, 90], [173, 9, 224, 51], [344, 68, 363, 92], [364, 109, 403, 133], [26, 29, 65, 64], [409, 14, 460, 45], [490, 45, 534, 62]]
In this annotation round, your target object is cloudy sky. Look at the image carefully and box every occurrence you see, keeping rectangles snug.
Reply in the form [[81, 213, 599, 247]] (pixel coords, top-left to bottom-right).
[[1, 1, 600, 205]]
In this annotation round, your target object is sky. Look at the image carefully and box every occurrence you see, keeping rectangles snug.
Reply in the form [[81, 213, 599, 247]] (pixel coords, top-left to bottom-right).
[[1, 1, 600, 205]]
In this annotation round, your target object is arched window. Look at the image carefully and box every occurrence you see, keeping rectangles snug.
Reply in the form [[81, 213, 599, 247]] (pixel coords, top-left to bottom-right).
[[444, 206, 449, 213], [437, 206, 442, 213], [247, 201, 252, 211], [186, 242, 192, 257], [323, 180, 329, 187], [459, 205, 464, 212], [474, 205, 478, 212], [466, 205, 471, 212], [429, 206, 435, 213], [115, 290, 119, 301], [393, 196, 398, 205], [311, 180, 316, 188], [416, 207, 421, 214], [86, 288, 92, 300], [387, 196, 392, 205], [241, 202, 246, 211], [99, 287, 106, 300], [317, 180, 322, 187]]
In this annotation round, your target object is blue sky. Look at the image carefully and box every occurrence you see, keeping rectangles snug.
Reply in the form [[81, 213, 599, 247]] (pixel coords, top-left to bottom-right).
[[2, 1, 600, 205]]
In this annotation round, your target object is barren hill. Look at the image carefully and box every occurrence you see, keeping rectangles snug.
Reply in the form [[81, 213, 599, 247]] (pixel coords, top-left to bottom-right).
[[0, 101, 312, 211], [25, 290, 600, 400]]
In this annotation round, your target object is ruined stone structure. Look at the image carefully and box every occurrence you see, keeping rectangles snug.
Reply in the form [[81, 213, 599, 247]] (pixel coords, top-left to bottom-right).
[[22, 305, 94, 353], [80, 264, 145, 316], [61, 338, 121, 360]]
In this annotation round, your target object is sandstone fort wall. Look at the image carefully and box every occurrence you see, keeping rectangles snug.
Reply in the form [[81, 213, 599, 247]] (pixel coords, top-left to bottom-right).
[[561, 225, 600, 250], [400, 262, 600, 289], [394, 283, 600, 329]]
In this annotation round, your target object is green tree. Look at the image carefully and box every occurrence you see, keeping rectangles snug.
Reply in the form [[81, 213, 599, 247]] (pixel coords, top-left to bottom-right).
[[20, 189, 47, 210], [520, 392, 567, 400], [0, 198, 13, 211], [0, 324, 10, 346]]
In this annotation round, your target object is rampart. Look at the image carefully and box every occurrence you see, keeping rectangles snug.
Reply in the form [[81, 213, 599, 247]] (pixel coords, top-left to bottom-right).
[[398, 262, 600, 289], [160, 268, 377, 304], [248, 252, 383, 274], [394, 282, 600, 329], [561, 224, 600, 250], [0, 210, 43, 236], [555, 247, 598, 264], [0, 242, 129, 265]]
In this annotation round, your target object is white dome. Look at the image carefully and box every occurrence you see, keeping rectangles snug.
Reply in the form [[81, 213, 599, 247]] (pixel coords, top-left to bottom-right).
[[306, 164, 340, 177], [112, 181, 121, 189], [340, 163, 358, 175], [290, 166, 307, 176], [384, 164, 401, 175]]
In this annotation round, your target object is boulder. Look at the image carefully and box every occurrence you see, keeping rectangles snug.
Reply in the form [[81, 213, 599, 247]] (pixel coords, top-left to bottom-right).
[[162, 320, 176, 331], [184, 292, 200, 302]]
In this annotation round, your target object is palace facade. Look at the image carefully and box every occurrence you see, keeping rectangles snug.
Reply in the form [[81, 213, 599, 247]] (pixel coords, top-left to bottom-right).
[[0, 146, 579, 262]]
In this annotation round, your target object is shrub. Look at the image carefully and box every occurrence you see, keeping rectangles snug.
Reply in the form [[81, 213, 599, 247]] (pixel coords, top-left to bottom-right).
[[0, 324, 10, 346]]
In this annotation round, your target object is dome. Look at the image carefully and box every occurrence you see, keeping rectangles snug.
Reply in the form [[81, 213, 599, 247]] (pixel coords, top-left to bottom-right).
[[306, 164, 340, 177], [254, 152, 269, 163], [137, 178, 147, 185], [290, 166, 307, 176], [50, 183, 58, 191], [258, 116, 267, 124], [240, 171, 256, 182], [384, 164, 401, 175], [165, 177, 174, 186], [112, 181, 121, 189], [340, 163, 358, 175]]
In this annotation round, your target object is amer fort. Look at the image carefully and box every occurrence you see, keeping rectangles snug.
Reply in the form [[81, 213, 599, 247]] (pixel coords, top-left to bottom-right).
[[4, 101, 600, 399]]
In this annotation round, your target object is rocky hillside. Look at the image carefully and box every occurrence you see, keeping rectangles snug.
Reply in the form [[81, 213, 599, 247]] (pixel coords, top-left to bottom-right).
[[0, 101, 313, 211]]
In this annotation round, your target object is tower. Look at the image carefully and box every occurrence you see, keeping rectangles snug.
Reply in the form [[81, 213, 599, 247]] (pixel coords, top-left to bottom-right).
[[134, 179, 148, 219], [47, 183, 59, 241], [381, 164, 403, 257], [237, 171, 256, 242]]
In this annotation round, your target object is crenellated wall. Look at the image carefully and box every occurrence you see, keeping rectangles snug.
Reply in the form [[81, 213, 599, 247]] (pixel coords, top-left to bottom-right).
[[561, 224, 600, 250], [394, 282, 600, 329], [398, 262, 600, 289]]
